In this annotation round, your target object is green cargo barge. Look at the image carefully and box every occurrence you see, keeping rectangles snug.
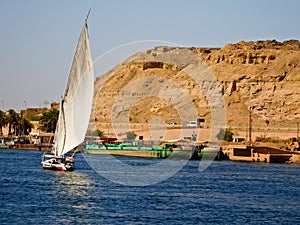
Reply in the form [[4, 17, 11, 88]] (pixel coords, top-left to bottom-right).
[[84, 142, 218, 160]]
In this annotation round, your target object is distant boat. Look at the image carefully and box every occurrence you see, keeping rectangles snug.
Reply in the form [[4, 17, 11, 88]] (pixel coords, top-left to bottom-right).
[[41, 11, 94, 171]]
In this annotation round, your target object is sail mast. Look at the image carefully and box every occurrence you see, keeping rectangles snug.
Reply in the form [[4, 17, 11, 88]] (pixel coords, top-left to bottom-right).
[[85, 8, 91, 24]]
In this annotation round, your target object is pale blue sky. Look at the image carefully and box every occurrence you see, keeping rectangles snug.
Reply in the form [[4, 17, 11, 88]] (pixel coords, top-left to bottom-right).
[[0, 0, 299, 110]]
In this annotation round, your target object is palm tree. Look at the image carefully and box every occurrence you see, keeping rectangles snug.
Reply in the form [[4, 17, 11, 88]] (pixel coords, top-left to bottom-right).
[[216, 128, 233, 142], [0, 110, 8, 136], [7, 109, 20, 136], [19, 113, 34, 135], [39, 108, 59, 133]]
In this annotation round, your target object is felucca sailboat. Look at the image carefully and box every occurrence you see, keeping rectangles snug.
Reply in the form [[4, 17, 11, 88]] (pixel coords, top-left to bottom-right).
[[41, 12, 94, 171]]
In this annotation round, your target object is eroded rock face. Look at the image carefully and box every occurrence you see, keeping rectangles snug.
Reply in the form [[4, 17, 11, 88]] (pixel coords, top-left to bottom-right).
[[91, 40, 300, 132]]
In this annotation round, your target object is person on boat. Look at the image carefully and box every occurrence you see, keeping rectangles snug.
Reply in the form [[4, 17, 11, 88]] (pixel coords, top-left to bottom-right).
[[62, 154, 66, 163]]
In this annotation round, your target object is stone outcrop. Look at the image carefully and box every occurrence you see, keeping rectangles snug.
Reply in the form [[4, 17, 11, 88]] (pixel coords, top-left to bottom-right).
[[91, 40, 300, 134]]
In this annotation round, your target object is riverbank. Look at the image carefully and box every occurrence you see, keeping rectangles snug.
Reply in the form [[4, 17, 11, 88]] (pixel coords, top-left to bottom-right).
[[4, 143, 52, 151], [2, 140, 299, 164]]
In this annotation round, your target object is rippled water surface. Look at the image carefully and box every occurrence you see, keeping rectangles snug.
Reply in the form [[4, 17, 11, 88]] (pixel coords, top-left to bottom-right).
[[0, 149, 299, 224]]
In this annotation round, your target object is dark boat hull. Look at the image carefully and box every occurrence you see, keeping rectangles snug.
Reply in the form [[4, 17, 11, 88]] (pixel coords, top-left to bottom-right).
[[42, 162, 74, 171], [41, 154, 74, 171]]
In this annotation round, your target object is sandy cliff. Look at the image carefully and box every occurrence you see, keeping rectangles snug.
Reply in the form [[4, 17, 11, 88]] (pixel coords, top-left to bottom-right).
[[90, 40, 300, 138]]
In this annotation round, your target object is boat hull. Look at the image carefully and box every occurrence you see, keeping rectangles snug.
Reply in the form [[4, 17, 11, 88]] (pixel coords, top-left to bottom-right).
[[84, 143, 217, 160], [85, 148, 172, 159], [42, 162, 74, 171], [221, 145, 295, 163], [41, 154, 74, 171], [85, 146, 204, 160]]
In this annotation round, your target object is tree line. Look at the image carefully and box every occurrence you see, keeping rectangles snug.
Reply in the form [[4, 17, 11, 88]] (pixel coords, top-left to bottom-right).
[[0, 108, 59, 136]]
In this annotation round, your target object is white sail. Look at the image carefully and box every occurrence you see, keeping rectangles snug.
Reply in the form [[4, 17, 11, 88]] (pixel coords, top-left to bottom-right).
[[54, 23, 94, 156]]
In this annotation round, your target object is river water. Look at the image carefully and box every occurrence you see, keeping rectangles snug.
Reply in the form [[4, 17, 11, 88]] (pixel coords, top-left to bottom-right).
[[0, 149, 299, 224]]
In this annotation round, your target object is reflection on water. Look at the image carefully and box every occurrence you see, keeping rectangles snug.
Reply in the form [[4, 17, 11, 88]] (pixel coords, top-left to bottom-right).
[[54, 171, 92, 197], [53, 171, 94, 210], [42, 159, 100, 213]]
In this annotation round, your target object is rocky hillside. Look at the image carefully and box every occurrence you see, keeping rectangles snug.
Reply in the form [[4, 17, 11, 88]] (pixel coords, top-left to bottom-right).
[[90, 40, 300, 135]]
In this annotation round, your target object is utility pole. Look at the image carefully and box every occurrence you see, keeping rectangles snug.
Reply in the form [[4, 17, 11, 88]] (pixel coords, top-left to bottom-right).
[[169, 97, 172, 121], [249, 106, 252, 143], [297, 121, 299, 140], [24, 100, 27, 119]]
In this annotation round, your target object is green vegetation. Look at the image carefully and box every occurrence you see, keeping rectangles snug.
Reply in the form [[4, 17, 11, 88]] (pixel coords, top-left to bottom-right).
[[0, 110, 8, 136], [126, 131, 137, 140], [19, 112, 34, 135], [2, 109, 34, 136], [255, 135, 271, 142], [86, 129, 104, 136], [29, 115, 40, 121], [39, 108, 59, 133], [217, 128, 233, 142]]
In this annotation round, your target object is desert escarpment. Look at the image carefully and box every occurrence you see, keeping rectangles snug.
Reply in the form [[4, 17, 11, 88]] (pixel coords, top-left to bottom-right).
[[90, 40, 300, 137]]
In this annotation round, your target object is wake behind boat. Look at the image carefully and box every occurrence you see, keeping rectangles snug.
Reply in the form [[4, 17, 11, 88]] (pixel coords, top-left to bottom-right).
[[41, 11, 94, 171]]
